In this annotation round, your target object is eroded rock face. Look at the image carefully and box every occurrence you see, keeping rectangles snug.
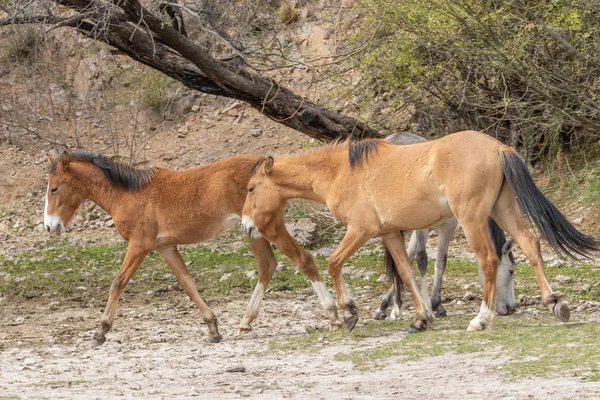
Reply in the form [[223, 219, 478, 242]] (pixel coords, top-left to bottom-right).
[[285, 218, 317, 246]]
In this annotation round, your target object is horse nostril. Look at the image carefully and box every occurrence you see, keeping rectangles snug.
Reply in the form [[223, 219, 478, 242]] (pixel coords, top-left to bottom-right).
[[247, 226, 254, 237], [45, 225, 51, 233]]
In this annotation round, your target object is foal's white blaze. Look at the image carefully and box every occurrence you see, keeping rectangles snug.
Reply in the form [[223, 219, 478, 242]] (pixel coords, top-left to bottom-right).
[[311, 281, 336, 309], [467, 300, 495, 331], [241, 216, 262, 239], [43, 182, 65, 235]]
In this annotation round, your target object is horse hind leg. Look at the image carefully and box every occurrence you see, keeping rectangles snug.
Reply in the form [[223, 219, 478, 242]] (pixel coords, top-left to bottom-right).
[[431, 218, 458, 317], [491, 189, 570, 322], [158, 246, 222, 343], [374, 285, 395, 320], [414, 229, 431, 313], [92, 242, 151, 347], [460, 220, 499, 331], [237, 237, 278, 336]]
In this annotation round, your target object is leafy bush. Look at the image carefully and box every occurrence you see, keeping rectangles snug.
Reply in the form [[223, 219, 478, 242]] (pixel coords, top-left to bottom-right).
[[352, 0, 600, 160]]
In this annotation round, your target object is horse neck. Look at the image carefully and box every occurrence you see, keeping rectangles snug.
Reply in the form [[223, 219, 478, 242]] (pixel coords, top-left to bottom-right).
[[275, 151, 340, 203], [71, 162, 125, 214]]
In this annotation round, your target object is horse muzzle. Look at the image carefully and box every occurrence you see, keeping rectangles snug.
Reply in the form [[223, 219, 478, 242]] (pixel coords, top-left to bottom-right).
[[44, 215, 66, 235], [241, 216, 262, 240]]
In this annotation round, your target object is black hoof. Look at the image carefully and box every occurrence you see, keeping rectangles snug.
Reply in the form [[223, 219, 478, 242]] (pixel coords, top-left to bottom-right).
[[434, 306, 447, 318], [373, 309, 387, 320], [91, 335, 106, 347], [407, 318, 429, 334], [207, 333, 223, 343], [553, 301, 570, 322], [345, 314, 359, 332]]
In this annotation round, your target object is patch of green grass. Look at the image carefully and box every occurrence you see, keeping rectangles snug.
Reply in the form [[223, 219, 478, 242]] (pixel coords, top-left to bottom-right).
[[268, 319, 409, 353], [0, 240, 325, 301], [333, 316, 600, 380]]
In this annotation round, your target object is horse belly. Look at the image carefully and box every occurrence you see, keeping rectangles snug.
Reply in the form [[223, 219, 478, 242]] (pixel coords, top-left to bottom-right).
[[376, 196, 452, 231]]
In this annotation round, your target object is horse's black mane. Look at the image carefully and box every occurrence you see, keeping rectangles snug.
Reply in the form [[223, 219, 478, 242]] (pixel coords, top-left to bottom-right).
[[50, 152, 155, 191], [348, 139, 381, 168], [250, 157, 266, 177]]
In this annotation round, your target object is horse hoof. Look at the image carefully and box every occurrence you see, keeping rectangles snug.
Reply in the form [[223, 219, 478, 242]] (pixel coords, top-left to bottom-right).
[[345, 315, 359, 332], [373, 309, 387, 320], [434, 307, 447, 318], [466, 319, 486, 331], [91, 336, 106, 347], [207, 334, 223, 343], [236, 326, 252, 336], [330, 320, 343, 331], [553, 301, 570, 322], [407, 318, 429, 334]]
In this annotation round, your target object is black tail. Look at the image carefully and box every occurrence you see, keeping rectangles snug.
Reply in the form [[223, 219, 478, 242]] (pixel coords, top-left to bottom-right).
[[488, 217, 514, 264], [499, 151, 599, 259], [384, 232, 405, 293]]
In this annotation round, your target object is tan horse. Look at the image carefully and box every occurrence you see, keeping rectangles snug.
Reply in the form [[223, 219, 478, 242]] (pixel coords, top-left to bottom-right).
[[242, 130, 598, 332], [44, 152, 341, 346]]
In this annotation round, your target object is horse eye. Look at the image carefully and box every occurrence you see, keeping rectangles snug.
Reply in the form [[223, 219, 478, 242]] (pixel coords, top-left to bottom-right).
[[509, 269, 514, 276], [248, 187, 254, 193], [51, 187, 58, 194]]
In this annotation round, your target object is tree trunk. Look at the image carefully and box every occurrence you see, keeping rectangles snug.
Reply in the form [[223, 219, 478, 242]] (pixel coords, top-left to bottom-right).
[[2, 0, 382, 141]]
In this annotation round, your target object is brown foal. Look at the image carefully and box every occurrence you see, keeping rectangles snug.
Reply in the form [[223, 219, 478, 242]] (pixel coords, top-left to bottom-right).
[[44, 152, 341, 346]]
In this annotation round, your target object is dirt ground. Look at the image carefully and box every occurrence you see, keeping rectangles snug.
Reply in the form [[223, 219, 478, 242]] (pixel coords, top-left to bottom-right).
[[2, 291, 600, 400]]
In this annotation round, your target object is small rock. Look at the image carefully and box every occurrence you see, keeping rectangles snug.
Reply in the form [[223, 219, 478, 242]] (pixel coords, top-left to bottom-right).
[[250, 129, 263, 138], [316, 247, 334, 258], [285, 218, 317, 246], [571, 217, 583, 225], [14, 316, 25, 324], [577, 284, 592, 293], [276, 262, 288, 272], [23, 357, 38, 366], [462, 292, 476, 301], [225, 365, 246, 373], [456, 300, 465, 306], [553, 274, 573, 284], [376, 274, 387, 283], [191, 104, 201, 113], [220, 273, 232, 282], [105, 219, 115, 227], [245, 270, 257, 279]]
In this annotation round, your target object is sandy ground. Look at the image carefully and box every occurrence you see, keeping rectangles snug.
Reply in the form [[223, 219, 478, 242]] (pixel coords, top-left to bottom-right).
[[2, 293, 600, 400]]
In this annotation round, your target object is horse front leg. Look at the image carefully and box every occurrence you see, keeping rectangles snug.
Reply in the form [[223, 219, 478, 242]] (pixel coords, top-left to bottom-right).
[[328, 227, 372, 331], [92, 242, 151, 347], [263, 221, 342, 331], [237, 237, 277, 336], [158, 246, 222, 343], [431, 218, 458, 317], [381, 231, 434, 333]]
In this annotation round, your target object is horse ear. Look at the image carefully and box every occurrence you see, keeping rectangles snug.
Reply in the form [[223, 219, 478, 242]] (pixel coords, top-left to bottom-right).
[[502, 239, 514, 254], [47, 154, 56, 164], [264, 156, 274, 174], [60, 151, 70, 169]]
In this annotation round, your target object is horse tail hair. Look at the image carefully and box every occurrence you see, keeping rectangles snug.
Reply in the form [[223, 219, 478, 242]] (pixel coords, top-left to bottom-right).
[[499, 150, 599, 260], [384, 232, 404, 293]]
